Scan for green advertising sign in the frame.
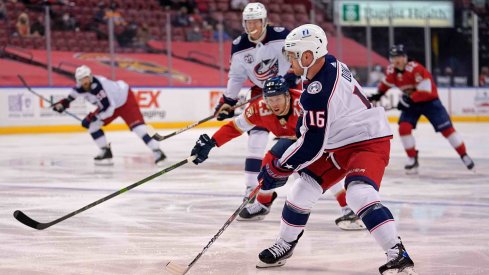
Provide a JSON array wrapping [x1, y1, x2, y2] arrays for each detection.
[[337, 0, 454, 27]]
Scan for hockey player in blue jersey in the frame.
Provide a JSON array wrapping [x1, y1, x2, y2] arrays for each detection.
[[255, 24, 417, 275], [52, 65, 166, 166]]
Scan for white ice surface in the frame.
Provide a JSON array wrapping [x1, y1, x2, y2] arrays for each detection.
[[1, 122, 489, 275]]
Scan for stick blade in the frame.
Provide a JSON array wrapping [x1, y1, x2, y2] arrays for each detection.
[[165, 261, 190, 275], [13, 210, 45, 230], [146, 125, 165, 141]]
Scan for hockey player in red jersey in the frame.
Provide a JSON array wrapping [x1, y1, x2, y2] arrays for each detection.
[[191, 76, 364, 230], [255, 25, 417, 274], [369, 45, 474, 174], [52, 65, 166, 165]]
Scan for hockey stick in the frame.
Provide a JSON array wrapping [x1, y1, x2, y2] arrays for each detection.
[[152, 93, 262, 141], [13, 156, 196, 230], [165, 182, 263, 275], [17, 74, 83, 122]]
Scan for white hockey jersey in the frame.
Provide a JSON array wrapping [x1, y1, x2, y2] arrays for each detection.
[[69, 76, 129, 120], [279, 55, 393, 171], [225, 26, 291, 100]]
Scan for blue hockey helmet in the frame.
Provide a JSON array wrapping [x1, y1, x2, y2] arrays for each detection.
[[389, 44, 407, 57], [263, 76, 289, 98]]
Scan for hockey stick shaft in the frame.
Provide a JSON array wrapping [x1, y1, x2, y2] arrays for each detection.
[[17, 74, 82, 121], [153, 93, 262, 141], [166, 182, 262, 274], [13, 156, 196, 230]]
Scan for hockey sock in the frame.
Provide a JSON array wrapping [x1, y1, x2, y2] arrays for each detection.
[[280, 174, 322, 242], [399, 122, 416, 157], [245, 158, 261, 188], [329, 181, 347, 207], [257, 190, 275, 204], [245, 129, 268, 189], [131, 124, 159, 151], [346, 182, 398, 251], [90, 129, 108, 149], [441, 127, 467, 156]]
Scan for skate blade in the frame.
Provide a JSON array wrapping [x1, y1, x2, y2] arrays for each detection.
[[400, 266, 418, 275], [165, 261, 189, 275], [336, 220, 366, 231], [405, 168, 418, 175], [237, 215, 266, 221], [94, 159, 114, 166], [381, 266, 418, 275], [256, 259, 287, 268]]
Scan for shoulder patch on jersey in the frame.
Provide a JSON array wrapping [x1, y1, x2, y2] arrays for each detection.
[[91, 82, 98, 89], [273, 27, 285, 32], [233, 36, 242, 45], [307, 81, 322, 94], [330, 62, 337, 67], [244, 54, 254, 64]]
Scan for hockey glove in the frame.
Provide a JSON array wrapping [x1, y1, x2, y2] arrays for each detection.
[[214, 95, 238, 121], [81, 112, 98, 129], [191, 134, 217, 164], [52, 98, 71, 113], [258, 156, 293, 190], [367, 92, 383, 103], [397, 94, 413, 111]]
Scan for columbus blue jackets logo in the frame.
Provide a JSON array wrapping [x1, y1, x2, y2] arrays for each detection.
[[254, 58, 279, 81], [307, 81, 322, 94]]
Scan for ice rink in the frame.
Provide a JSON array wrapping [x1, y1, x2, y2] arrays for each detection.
[[1, 122, 489, 275]]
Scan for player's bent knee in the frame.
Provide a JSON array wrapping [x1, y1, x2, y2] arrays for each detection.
[[345, 181, 380, 214], [398, 122, 413, 136], [441, 126, 455, 138], [286, 175, 323, 211]]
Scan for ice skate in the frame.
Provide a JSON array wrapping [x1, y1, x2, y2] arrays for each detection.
[[153, 149, 167, 166], [461, 154, 475, 171], [94, 145, 113, 166], [379, 238, 417, 275], [404, 151, 418, 175], [238, 192, 277, 221], [335, 208, 366, 231], [256, 230, 303, 268]]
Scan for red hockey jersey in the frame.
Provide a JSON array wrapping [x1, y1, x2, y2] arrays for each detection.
[[212, 89, 302, 147], [378, 61, 438, 103]]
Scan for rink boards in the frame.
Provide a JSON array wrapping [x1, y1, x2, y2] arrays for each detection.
[[1, 86, 488, 134]]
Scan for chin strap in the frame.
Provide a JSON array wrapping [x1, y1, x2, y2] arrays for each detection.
[[248, 24, 267, 43]]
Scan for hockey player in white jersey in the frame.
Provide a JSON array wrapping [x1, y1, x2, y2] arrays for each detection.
[[255, 25, 417, 275], [214, 2, 297, 212], [52, 65, 166, 165]]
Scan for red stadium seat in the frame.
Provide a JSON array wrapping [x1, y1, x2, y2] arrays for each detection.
[[281, 4, 293, 14], [217, 2, 228, 11], [267, 3, 281, 13], [295, 14, 310, 25], [293, 4, 307, 14], [268, 13, 281, 26]]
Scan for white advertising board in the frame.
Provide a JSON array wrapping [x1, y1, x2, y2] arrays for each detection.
[[0, 87, 488, 132]]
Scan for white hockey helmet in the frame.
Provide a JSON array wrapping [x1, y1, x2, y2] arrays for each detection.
[[75, 65, 92, 85], [242, 2, 267, 34], [284, 24, 328, 77]]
